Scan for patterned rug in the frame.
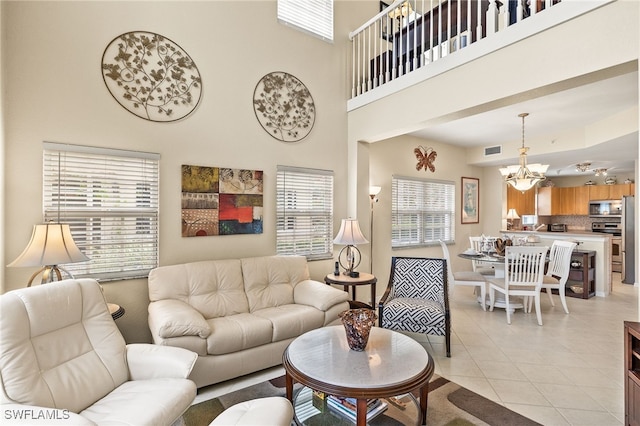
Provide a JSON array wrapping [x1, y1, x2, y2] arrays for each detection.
[[181, 375, 541, 426]]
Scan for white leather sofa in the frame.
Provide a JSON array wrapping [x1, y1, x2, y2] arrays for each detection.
[[0, 278, 198, 425], [148, 255, 351, 388]]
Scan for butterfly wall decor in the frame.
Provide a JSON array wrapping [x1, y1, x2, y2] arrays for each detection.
[[415, 146, 437, 172]]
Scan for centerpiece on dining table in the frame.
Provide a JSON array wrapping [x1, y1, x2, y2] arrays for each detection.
[[493, 237, 512, 256]]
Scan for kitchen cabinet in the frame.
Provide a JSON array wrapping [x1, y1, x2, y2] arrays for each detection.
[[538, 186, 583, 216], [539, 184, 627, 216], [506, 185, 535, 215], [625, 321, 640, 426], [537, 186, 554, 216], [589, 183, 635, 200], [609, 183, 635, 199], [574, 186, 589, 215], [556, 187, 575, 215]]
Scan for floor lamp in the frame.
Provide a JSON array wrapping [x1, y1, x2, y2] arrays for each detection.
[[369, 186, 381, 273]]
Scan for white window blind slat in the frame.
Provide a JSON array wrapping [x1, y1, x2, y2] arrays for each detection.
[[276, 165, 333, 260], [392, 176, 455, 248], [277, 0, 333, 41], [43, 143, 159, 281]]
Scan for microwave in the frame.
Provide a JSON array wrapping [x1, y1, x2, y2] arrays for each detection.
[[589, 199, 622, 218]]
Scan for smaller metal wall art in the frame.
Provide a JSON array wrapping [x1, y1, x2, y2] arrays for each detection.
[[253, 72, 315, 142], [415, 145, 437, 172], [102, 31, 202, 122]]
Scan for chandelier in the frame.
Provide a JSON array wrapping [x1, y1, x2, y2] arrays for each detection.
[[576, 162, 591, 172], [499, 113, 549, 193], [594, 168, 608, 176]]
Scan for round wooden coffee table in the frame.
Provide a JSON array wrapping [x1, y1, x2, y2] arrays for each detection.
[[283, 326, 434, 426]]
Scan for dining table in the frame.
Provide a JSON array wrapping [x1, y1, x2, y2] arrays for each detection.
[[457, 251, 524, 312]]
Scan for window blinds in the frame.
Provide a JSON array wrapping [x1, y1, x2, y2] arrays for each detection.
[[43, 142, 160, 281], [277, 0, 334, 41], [392, 176, 455, 247], [276, 165, 334, 260]]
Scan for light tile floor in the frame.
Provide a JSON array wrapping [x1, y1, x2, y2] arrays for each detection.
[[425, 272, 638, 426], [194, 273, 638, 426]]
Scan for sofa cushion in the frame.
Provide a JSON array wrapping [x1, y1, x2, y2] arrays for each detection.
[[241, 256, 310, 312], [149, 259, 250, 319], [206, 314, 273, 355], [0, 280, 129, 413], [79, 378, 196, 425], [252, 304, 325, 341]]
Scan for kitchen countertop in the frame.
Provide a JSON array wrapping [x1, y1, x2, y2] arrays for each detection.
[[501, 230, 613, 238], [500, 229, 612, 296]]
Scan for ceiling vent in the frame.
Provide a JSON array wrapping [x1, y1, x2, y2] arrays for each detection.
[[484, 145, 502, 156]]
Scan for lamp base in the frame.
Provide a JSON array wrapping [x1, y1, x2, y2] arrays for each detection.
[[338, 245, 362, 276], [27, 265, 75, 287]]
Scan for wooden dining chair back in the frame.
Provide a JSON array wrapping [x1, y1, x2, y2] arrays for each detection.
[[468, 236, 495, 275], [541, 240, 577, 314], [439, 240, 487, 311], [378, 257, 451, 357], [488, 246, 548, 325]]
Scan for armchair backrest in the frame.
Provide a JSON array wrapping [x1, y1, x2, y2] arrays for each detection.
[[389, 257, 448, 307], [0, 279, 128, 413], [546, 240, 577, 284]]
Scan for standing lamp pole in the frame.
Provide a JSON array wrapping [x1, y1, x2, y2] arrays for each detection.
[[369, 186, 381, 274]]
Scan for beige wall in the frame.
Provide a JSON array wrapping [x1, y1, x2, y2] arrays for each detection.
[[1, 1, 374, 342], [366, 135, 496, 292]]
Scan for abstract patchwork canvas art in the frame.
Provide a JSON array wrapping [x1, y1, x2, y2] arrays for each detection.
[[181, 165, 263, 237]]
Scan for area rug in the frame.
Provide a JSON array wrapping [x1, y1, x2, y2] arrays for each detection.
[[181, 375, 541, 426]]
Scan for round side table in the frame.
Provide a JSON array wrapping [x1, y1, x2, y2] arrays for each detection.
[[325, 273, 377, 308]]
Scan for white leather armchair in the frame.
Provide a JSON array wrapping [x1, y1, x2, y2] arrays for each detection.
[[0, 278, 198, 425]]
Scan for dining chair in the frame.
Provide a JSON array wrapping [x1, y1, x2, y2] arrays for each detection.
[[378, 256, 451, 357], [487, 246, 548, 325], [540, 240, 577, 314], [440, 240, 488, 310], [468, 236, 495, 275]]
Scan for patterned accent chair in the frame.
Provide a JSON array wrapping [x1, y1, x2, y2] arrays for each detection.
[[378, 257, 450, 357]]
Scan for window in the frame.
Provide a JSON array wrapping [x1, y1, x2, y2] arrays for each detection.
[[276, 165, 333, 260], [392, 176, 455, 248], [43, 142, 160, 281], [277, 0, 333, 41]]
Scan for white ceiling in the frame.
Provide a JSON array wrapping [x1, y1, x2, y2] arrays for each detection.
[[408, 71, 639, 177]]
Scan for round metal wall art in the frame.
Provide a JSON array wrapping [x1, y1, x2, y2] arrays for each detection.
[[101, 31, 202, 122], [253, 71, 315, 142]]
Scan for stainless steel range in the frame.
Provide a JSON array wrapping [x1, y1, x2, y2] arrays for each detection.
[[592, 222, 622, 273]]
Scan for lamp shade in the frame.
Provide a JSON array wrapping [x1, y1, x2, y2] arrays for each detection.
[[8, 223, 89, 268], [506, 208, 520, 220], [333, 219, 369, 245], [369, 186, 382, 196]]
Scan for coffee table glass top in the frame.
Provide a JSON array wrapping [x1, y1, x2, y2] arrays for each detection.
[[286, 326, 429, 389]]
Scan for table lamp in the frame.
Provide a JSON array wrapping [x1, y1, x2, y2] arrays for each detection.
[[506, 208, 520, 230], [333, 218, 369, 277], [8, 222, 89, 286]]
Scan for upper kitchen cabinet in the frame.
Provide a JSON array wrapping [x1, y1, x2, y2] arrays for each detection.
[[589, 183, 635, 200], [537, 186, 589, 216], [574, 186, 590, 215], [507, 185, 536, 215]]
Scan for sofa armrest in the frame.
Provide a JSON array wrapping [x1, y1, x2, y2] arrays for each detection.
[[126, 344, 197, 380], [1, 404, 96, 425], [148, 299, 211, 339], [294, 279, 350, 311]]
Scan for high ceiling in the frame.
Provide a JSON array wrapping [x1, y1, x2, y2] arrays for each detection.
[[408, 71, 638, 178]]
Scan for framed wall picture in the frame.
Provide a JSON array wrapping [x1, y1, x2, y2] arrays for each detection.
[[461, 177, 479, 224]]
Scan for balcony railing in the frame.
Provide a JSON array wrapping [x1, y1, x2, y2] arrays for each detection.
[[349, 0, 561, 100]]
